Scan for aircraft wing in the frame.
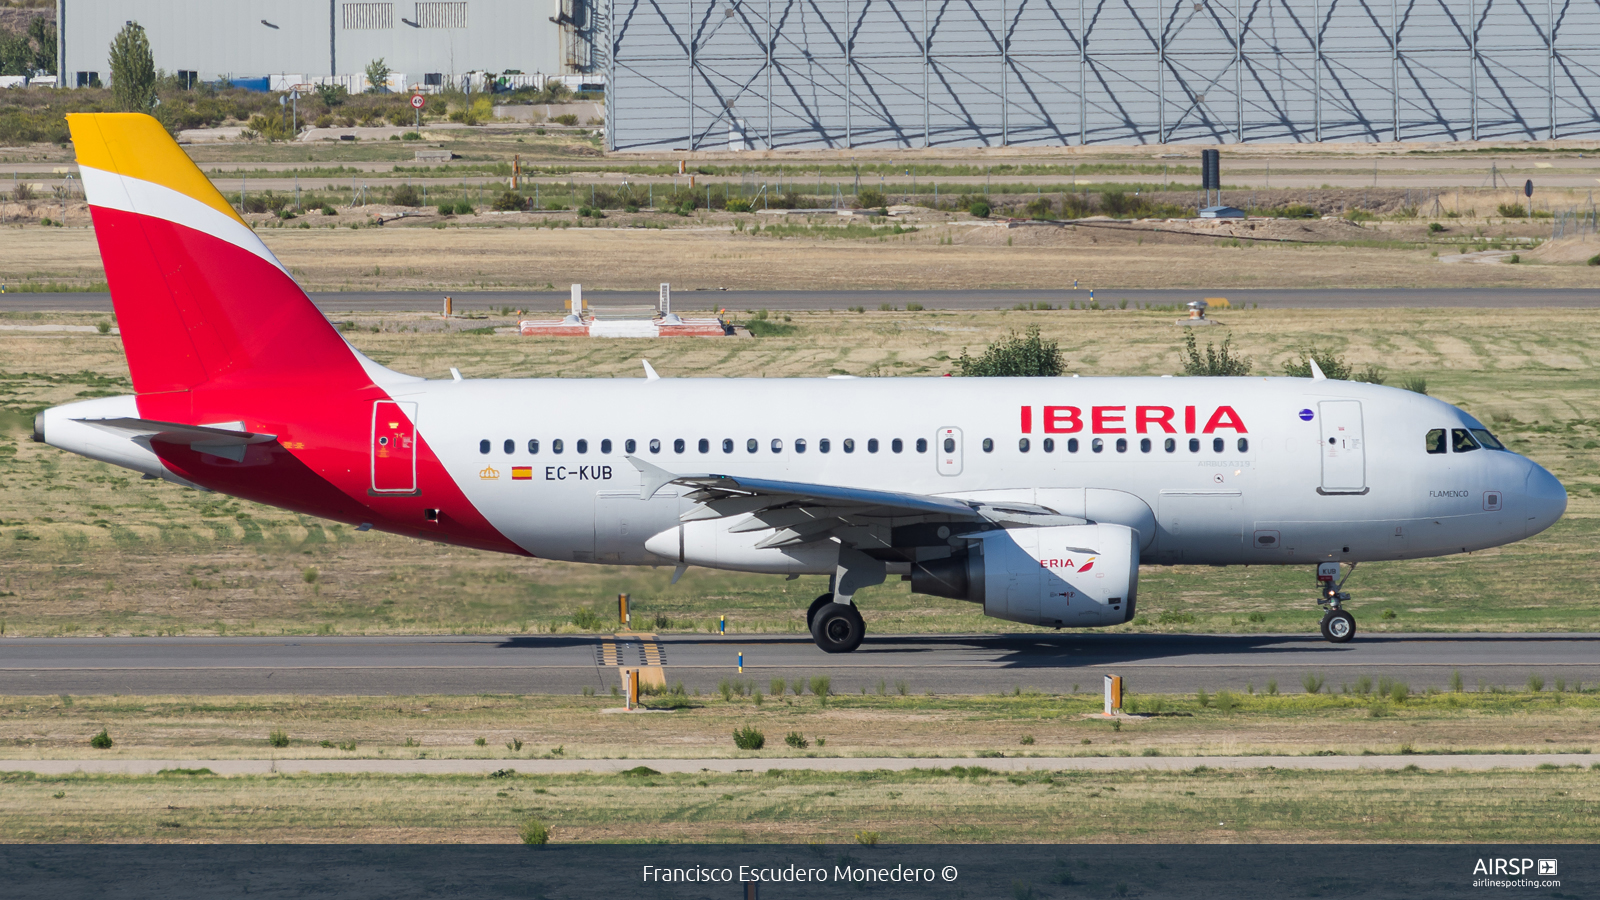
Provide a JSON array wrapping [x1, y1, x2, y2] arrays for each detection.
[[625, 455, 1082, 550]]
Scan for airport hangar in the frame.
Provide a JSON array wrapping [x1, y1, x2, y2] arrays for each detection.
[[604, 0, 1600, 151], [53, 0, 601, 91]]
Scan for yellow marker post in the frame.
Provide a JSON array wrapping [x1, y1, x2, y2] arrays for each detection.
[[719, 615, 726, 635], [618, 593, 630, 629], [625, 668, 640, 710], [1104, 674, 1123, 716]]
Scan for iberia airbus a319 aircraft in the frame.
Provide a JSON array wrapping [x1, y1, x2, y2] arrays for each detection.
[[36, 114, 1567, 652]]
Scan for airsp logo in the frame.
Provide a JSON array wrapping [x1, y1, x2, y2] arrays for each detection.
[[1472, 858, 1554, 876]]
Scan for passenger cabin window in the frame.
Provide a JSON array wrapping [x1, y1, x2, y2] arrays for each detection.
[[891, 438, 903, 453], [1212, 437, 1224, 453], [820, 439, 831, 453], [867, 439, 879, 453], [723, 439, 734, 453], [479, 439, 490, 454], [1451, 429, 1480, 453], [601, 439, 612, 454], [747, 438, 758, 453], [674, 439, 686, 453], [1116, 438, 1128, 453], [916, 438, 928, 453], [796, 438, 808, 453], [503, 439, 514, 454], [1067, 438, 1079, 453], [1091, 438, 1104, 453], [1471, 429, 1505, 450], [528, 439, 540, 454], [1043, 438, 1055, 452], [1139, 438, 1151, 453], [843, 438, 856, 453], [1018, 438, 1030, 452], [576, 439, 588, 454], [1164, 438, 1175, 453], [649, 439, 661, 454], [1237, 438, 1249, 453], [698, 439, 710, 453], [552, 439, 564, 454], [624, 439, 636, 454], [771, 439, 783, 453], [981, 438, 993, 453], [1189, 438, 1201, 453]]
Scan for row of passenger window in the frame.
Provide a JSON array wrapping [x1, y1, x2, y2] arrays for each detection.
[[477, 436, 1249, 455], [478, 437, 927, 455], [1424, 427, 1505, 454]]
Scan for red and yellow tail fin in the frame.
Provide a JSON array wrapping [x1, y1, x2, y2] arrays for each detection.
[[68, 113, 360, 395]]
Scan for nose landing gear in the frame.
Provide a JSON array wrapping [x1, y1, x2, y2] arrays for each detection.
[[1316, 562, 1357, 643]]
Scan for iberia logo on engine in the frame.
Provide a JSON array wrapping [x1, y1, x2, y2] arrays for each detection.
[[1020, 405, 1247, 434], [1040, 556, 1096, 573]]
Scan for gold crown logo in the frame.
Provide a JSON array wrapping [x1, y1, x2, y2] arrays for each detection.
[[478, 465, 500, 480]]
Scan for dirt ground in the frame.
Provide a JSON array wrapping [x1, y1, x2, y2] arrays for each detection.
[[0, 208, 1594, 291]]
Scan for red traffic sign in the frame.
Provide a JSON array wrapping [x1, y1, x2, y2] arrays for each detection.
[[410, 94, 426, 110]]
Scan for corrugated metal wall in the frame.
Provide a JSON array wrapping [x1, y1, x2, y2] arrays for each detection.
[[607, 0, 1600, 150]]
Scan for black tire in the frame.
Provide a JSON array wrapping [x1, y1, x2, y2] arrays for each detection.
[[806, 593, 835, 630], [1320, 609, 1356, 643], [810, 602, 865, 653]]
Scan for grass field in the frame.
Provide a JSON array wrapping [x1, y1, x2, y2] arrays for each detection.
[[0, 305, 1595, 638], [3, 690, 1598, 843], [4, 765, 1598, 843], [4, 690, 1596, 761]]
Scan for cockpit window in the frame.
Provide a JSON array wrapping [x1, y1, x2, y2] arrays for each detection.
[[1451, 428, 1480, 453], [1425, 429, 1446, 455], [1470, 428, 1506, 451]]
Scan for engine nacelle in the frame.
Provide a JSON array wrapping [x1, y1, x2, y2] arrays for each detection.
[[911, 524, 1139, 627]]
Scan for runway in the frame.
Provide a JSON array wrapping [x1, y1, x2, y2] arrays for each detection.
[[2, 632, 1595, 696], [3, 287, 1599, 314]]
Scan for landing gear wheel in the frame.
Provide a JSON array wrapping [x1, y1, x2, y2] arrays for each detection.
[[810, 602, 865, 653], [806, 593, 835, 630], [1320, 609, 1356, 643]]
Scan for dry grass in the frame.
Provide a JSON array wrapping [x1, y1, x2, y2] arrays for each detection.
[[3, 764, 1597, 843], [1, 212, 1597, 292], [3, 691, 1596, 762]]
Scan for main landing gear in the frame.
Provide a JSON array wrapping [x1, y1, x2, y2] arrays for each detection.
[[1316, 562, 1357, 643], [808, 592, 865, 654]]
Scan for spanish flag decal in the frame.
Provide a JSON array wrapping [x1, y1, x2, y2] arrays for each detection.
[[511, 467, 533, 481]]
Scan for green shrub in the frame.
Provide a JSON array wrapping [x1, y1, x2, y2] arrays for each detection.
[[1024, 197, 1054, 219], [268, 729, 289, 748], [906, 302, 924, 311], [90, 729, 113, 749], [437, 203, 453, 216], [320, 204, 337, 216], [1528, 674, 1545, 692], [244, 114, 292, 142], [551, 113, 579, 126], [855, 188, 887, 210], [785, 731, 810, 749], [956, 325, 1063, 377], [302, 566, 318, 584], [1282, 344, 1384, 383], [733, 726, 766, 750], [855, 831, 880, 845], [1180, 330, 1253, 376], [725, 198, 753, 213], [1302, 672, 1325, 694], [474, 736, 487, 746], [1020, 734, 1035, 745], [1508, 253, 1520, 264], [453, 199, 475, 215], [1588, 254, 1600, 266], [570, 608, 603, 631], [493, 191, 525, 212], [1400, 375, 1428, 395], [402, 131, 422, 141], [1496, 202, 1528, 218], [390, 184, 422, 207], [968, 199, 991, 218], [1428, 222, 1445, 233], [809, 676, 831, 702], [1278, 203, 1318, 218], [520, 818, 551, 845]]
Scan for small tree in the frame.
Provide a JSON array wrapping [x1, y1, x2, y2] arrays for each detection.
[[1180, 330, 1253, 376], [364, 57, 392, 94], [1282, 344, 1385, 384], [109, 22, 158, 113], [967, 199, 991, 219], [315, 83, 348, 107], [855, 188, 886, 210], [956, 325, 1064, 377]]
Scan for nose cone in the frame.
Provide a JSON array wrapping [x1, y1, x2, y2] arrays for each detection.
[[1523, 462, 1567, 538]]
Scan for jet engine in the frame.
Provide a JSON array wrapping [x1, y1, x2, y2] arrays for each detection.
[[911, 523, 1139, 627]]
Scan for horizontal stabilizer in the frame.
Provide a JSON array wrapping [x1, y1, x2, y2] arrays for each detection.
[[75, 417, 277, 462]]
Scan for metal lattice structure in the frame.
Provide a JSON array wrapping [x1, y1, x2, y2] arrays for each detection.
[[605, 0, 1600, 151]]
